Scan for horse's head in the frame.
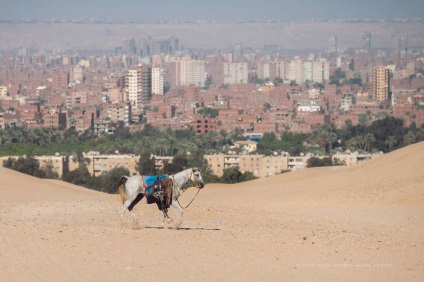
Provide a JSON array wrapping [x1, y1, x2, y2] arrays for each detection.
[[190, 167, 205, 189]]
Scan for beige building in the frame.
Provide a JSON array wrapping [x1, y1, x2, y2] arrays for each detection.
[[372, 68, 390, 102], [151, 67, 164, 95], [205, 153, 292, 178], [211, 62, 249, 86], [0, 85, 7, 97], [69, 153, 174, 177], [125, 65, 151, 109], [332, 152, 380, 166], [0, 155, 68, 177], [233, 140, 258, 153], [69, 153, 139, 177], [169, 57, 205, 88]]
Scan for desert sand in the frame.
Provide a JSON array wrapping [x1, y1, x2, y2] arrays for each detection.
[[1, 142, 423, 281]]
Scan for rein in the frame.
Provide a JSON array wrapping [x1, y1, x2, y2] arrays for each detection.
[[177, 187, 201, 209], [172, 169, 203, 209]]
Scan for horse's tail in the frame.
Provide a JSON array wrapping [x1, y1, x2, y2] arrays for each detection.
[[117, 176, 128, 204]]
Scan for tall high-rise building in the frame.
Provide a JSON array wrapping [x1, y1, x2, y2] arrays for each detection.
[[362, 32, 372, 51], [286, 58, 304, 84], [397, 34, 408, 61], [210, 62, 248, 86], [169, 57, 205, 88], [51, 70, 69, 90], [328, 35, 337, 53], [304, 60, 330, 84], [125, 65, 151, 109], [151, 67, 164, 95], [258, 58, 329, 84], [71, 66, 83, 83], [372, 68, 390, 102]]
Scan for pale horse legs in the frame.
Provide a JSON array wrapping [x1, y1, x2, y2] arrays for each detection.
[[160, 200, 184, 229], [120, 195, 142, 228], [171, 201, 183, 229], [120, 196, 183, 230]]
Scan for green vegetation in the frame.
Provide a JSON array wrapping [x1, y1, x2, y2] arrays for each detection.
[[197, 108, 219, 118], [221, 167, 257, 184], [62, 166, 131, 193], [306, 157, 333, 167], [3, 156, 54, 179], [1, 117, 423, 190]]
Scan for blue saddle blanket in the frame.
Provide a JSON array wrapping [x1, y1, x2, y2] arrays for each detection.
[[143, 174, 168, 195]]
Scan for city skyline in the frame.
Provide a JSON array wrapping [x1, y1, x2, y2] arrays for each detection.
[[1, 0, 424, 22]]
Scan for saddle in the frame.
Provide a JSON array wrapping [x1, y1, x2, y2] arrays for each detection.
[[142, 175, 173, 214]]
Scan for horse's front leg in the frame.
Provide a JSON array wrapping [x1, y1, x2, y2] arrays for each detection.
[[171, 201, 183, 229]]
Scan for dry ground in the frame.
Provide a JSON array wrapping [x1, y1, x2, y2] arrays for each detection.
[[1, 142, 423, 281]]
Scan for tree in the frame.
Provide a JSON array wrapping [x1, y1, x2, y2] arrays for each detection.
[[403, 132, 416, 146], [280, 131, 309, 156], [263, 103, 271, 112], [363, 133, 376, 152], [5, 156, 47, 178], [162, 152, 188, 174], [385, 136, 397, 152], [273, 77, 283, 86], [197, 108, 219, 118], [137, 151, 156, 175], [358, 113, 369, 126], [221, 167, 243, 184], [366, 117, 405, 152], [240, 171, 257, 182], [95, 167, 130, 193], [42, 160, 59, 179], [307, 157, 332, 167], [62, 166, 92, 187], [308, 126, 337, 154], [329, 68, 345, 85]]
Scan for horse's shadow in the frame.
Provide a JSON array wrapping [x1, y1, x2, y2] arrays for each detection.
[[143, 226, 221, 231]]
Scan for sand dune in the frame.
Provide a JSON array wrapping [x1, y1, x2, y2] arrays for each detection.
[[1, 142, 423, 281]]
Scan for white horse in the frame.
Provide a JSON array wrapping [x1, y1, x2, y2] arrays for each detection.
[[117, 167, 204, 229]]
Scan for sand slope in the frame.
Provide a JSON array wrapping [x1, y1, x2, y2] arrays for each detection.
[[1, 142, 423, 281]]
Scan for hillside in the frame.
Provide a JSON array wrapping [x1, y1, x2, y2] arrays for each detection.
[[0, 142, 423, 281]]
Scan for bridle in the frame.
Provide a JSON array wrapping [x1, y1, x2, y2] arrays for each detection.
[[172, 168, 204, 209]]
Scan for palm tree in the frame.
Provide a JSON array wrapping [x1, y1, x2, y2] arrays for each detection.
[[363, 133, 376, 152], [403, 132, 416, 146], [346, 138, 358, 151], [385, 136, 397, 152]]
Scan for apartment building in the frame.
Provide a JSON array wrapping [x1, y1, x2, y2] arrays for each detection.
[[372, 68, 390, 102], [68, 153, 139, 177], [204, 153, 293, 178], [168, 57, 206, 88], [210, 62, 249, 86], [125, 65, 152, 109], [103, 103, 131, 125], [258, 59, 329, 84], [0, 155, 68, 177], [151, 67, 164, 95], [0, 85, 7, 97], [51, 70, 69, 90], [68, 153, 174, 177], [328, 35, 337, 52]]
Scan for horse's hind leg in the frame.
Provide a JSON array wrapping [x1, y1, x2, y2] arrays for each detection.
[[122, 193, 144, 229], [120, 207, 127, 227]]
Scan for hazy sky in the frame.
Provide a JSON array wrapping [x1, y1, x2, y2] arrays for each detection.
[[1, 0, 423, 21]]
